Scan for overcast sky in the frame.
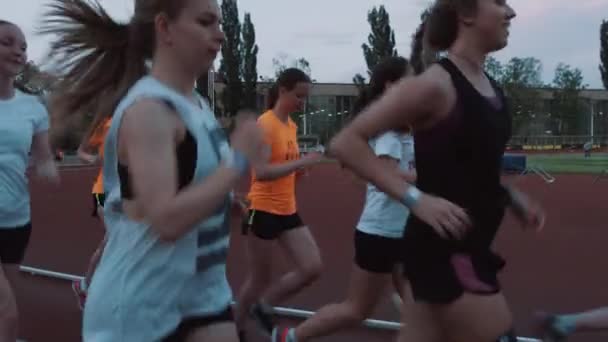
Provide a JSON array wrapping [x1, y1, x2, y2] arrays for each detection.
[[4, 0, 607, 88]]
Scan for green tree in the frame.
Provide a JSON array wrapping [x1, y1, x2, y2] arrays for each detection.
[[241, 12, 258, 110], [362, 5, 397, 74], [484, 56, 504, 81], [600, 20, 608, 89], [500, 57, 544, 135], [218, 0, 242, 117], [552, 63, 587, 135]]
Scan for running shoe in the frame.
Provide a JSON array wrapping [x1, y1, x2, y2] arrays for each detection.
[[71, 279, 87, 310], [249, 301, 275, 336], [271, 327, 296, 342]]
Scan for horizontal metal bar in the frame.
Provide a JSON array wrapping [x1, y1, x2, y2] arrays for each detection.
[[19, 266, 83, 282], [18, 265, 541, 340]]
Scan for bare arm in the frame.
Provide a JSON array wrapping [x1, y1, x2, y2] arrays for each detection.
[[31, 131, 59, 184], [329, 67, 449, 202], [253, 148, 321, 181], [122, 100, 253, 242], [329, 66, 470, 237]]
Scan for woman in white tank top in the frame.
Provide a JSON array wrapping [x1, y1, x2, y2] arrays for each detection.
[[41, 1, 264, 341]]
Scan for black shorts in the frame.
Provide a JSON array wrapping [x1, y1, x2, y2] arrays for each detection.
[[163, 306, 233, 341], [91, 193, 105, 217], [242, 209, 303, 240], [354, 230, 402, 273], [0, 223, 32, 265], [402, 238, 505, 304]]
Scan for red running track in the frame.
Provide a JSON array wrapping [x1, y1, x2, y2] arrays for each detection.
[[13, 164, 608, 341]]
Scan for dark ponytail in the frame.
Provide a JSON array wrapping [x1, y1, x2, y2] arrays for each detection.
[[40, 0, 186, 145], [354, 56, 409, 114], [266, 68, 310, 110]]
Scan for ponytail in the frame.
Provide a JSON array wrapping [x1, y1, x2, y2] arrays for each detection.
[[40, 0, 149, 145], [266, 84, 279, 110]]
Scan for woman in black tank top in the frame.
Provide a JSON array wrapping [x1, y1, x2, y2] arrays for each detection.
[[329, 1, 545, 341]]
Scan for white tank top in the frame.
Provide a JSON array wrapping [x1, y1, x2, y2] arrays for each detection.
[[83, 76, 233, 342]]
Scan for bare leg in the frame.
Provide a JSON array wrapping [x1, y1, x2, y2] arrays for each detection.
[[233, 235, 273, 330], [263, 227, 322, 305], [0, 264, 20, 342], [293, 265, 388, 341]]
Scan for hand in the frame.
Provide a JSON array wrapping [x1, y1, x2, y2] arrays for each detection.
[[230, 111, 264, 165], [508, 188, 545, 232], [398, 170, 417, 183], [299, 152, 323, 167], [410, 193, 471, 239], [36, 160, 60, 186], [232, 193, 250, 217]]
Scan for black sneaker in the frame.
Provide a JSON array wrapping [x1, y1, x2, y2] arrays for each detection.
[[238, 330, 247, 342], [249, 302, 275, 336]]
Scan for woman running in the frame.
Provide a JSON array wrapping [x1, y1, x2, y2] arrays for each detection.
[[271, 56, 416, 342], [329, 1, 545, 341], [234, 68, 324, 339], [72, 117, 111, 310], [41, 0, 263, 341], [0, 20, 58, 341]]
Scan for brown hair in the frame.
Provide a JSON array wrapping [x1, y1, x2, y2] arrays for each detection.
[[40, 0, 187, 145], [408, 1, 477, 74], [425, 0, 478, 51], [266, 68, 311, 110]]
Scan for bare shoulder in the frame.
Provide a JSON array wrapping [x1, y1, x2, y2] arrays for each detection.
[[414, 64, 457, 124], [121, 98, 178, 138]]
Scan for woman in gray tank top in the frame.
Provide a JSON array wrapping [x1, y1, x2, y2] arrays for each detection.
[[41, 1, 264, 341]]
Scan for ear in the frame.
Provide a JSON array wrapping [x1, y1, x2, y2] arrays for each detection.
[[154, 12, 173, 46], [459, 9, 476, 26]]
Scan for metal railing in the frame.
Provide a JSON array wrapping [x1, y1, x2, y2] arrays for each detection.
[[19, 265, 541, 341]]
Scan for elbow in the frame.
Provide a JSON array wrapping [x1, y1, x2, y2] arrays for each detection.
[[328, 133, 348, 161]]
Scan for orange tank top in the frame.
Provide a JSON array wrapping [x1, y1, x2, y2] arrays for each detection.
[[89, 118, 111, 194], [248, 111, 300, 215]]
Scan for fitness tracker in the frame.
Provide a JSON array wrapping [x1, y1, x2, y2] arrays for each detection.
[[401, 186, 422, 208]]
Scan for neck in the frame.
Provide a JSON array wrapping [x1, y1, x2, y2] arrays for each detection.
[[0, 76, 15, 100], [272, 101, 290, 122], [448, 36, 487, 74], [150, 53, 197, 100]]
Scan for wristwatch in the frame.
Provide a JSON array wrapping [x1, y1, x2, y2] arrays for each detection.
[[223, 149, 249, 175], [401, 186, 422, 208]]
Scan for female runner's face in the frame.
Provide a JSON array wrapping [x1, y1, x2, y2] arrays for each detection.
[[466, 0, 516, 53], [281, 82, 310, 113], [158, 0, 225, 77], [0, 23, 27, 79]]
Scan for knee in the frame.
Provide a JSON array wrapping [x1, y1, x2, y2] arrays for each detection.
[[343, 301, 372, 323], [299, 258, 323, 284]]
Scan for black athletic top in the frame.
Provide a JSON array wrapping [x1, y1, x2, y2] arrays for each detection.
[[402, 58, 512, 303], [117, 130, 197, 200]]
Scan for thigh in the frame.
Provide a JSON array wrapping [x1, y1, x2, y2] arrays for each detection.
[[398, 292, 443, 342], [345, 264, 391, 315], [277, 225, 321, 271], [245, 231, 275, 282], [436, 292, 512, 342]]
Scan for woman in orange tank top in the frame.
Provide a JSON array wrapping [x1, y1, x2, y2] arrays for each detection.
[[234, 68, 324, 339], [71, 117, 111, 310]]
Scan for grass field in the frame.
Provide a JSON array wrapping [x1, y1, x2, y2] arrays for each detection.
[[525, 153, 608, 174]]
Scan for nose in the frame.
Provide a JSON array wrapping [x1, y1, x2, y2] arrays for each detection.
[[505, 3, 516, 20]]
